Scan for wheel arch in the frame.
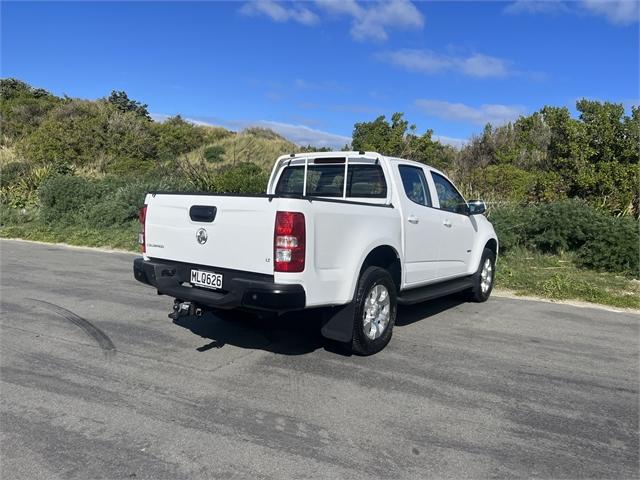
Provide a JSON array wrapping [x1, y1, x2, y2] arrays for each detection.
[[358, 245, 402, 294], [485, 238, 498, 257]]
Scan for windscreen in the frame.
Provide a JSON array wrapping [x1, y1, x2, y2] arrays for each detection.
[[275, 164, 387, 198]]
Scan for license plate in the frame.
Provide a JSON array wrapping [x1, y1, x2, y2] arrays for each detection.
[[190, 269, 223, 290]]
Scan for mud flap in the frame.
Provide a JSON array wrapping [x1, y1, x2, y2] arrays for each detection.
[[320, 302, 356, 343]]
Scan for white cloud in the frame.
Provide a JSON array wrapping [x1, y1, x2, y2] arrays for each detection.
[[240, 1, 424, 41], [582, 0, 639, 25], [415, 99, 526, 126], [317, 0, 424, 41], [379, 49, 512, 78], [240, 0, 319, 26], [504, 1, 639, 25], [432, 134, 467, 149]]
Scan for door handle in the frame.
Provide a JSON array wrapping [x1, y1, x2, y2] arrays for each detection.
[[443, 219, 452, 227], [408, 215, 419, 224]]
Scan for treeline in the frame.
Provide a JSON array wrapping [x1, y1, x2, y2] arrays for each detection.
[[1, 78, 309, 209], [351, 106, 639, 216], [1, 78, 232, 174]]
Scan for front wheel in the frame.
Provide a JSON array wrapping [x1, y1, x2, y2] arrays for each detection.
[[351, 266, 397, 356], [467, 248, 496, 302]]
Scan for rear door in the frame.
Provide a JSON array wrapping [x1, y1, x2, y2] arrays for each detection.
[[396, 164, 443, 286], [428, 172, 475, 278], [144, 194, 277, 274]]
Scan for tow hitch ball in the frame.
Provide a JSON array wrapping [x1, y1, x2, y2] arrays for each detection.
[[168, 299, 203, 320]]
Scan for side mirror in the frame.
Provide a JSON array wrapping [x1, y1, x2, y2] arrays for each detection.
[[468, 200, 486, 215]]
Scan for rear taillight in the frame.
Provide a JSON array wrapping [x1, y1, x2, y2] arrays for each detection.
[[274, 211, 305, 272], [139, 205, 147, 253]]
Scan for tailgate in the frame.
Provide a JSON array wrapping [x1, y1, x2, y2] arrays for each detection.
[[144, 194, 277, 275]]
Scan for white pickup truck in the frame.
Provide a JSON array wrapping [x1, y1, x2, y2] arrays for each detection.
[[134, 151, 498, 354]]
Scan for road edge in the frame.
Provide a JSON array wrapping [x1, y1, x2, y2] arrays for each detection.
[[0, 237, 138, 256], [2, 237, 638, 316], [492, 289, 640, 315]]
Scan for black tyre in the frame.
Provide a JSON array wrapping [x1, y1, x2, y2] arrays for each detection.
[[351, 266, 397, 356], [468, 248, 496, 302]]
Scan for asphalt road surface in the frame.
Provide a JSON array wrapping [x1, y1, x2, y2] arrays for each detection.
[[1, 239, 638, 479]]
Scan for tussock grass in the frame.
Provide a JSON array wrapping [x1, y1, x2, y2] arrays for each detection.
[[498, 247, 640, 309], [181, 129, 298, 170]]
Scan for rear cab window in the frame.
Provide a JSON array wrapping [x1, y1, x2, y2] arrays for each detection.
[[275, 158, 387, 199]]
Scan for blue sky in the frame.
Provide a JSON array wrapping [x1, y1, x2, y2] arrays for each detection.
[[2, 1, 638, 147]]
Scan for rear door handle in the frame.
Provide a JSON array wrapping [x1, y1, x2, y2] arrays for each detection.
[[190, 205, 217, 222], [408, 215, 419, 224], [443, 219, 452, 227]]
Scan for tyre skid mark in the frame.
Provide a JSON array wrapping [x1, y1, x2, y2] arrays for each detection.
[[27, 298, 116, 357]]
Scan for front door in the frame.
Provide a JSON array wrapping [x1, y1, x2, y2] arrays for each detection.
[[429, 171, 475, 278], [397, 164, 444, 286]]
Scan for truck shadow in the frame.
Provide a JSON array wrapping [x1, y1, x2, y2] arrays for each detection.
[[173, 309, 332, 356], [396, 296, 465, 327], [173, 295, 466, 356]]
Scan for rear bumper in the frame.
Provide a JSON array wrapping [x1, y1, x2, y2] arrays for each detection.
[[133, 257, 305, 312]]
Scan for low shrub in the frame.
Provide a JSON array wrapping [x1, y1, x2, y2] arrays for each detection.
[[80, 176, 189, 228], [209, 162, 269, 194], [490, 200, 639, 275], [576, 217, 639, 274], [38, 174, 98, 224], [203, 145, 225, 163]]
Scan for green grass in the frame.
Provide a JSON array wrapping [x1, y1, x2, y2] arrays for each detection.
[[2, 220, 638, 310], [0, 220, 139, 251], [497, 247, 640, 309]]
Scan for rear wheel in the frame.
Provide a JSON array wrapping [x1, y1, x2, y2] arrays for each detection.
[[468, 248, 496, 302], [351, 267, 397, 355]]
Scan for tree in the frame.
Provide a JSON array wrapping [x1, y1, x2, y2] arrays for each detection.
[[0, 78, 62, 144], [154, 115, 207, 160], [576, 99, 627, 164], [17, 100, 157, 173], [352, 112, 454, 170], [105, 90, 150, 120]]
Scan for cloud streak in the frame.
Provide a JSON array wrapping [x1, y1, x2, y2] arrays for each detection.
[[504, 1, 639, 26], [317, 0, 424, 41], [415, 99, 526, 126], [378, 49, 513, 78], [240, 0, 319, 26], [582, 0, 640, 25]]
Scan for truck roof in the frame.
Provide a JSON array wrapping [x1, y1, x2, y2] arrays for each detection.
[[275, 151, 445, 176]]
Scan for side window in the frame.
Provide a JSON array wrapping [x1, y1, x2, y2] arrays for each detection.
[[431, 172, 467, 215], [347, 164, 387, 198], [398, 165, 432, 207], [275, 167, 304, 195], [275, 165, 344, 197]]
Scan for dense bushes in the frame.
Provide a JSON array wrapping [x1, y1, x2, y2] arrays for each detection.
[[0, 79, 62, 143], [36, 173, 189, 227], [490, 200, 639, 275], [38, 174, 99, 224]]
